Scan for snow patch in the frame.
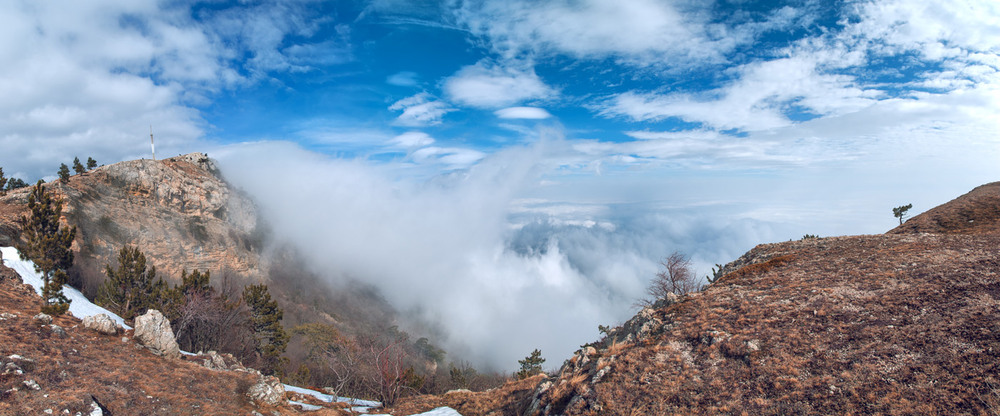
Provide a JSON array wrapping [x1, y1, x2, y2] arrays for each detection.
[[1, 246, 131, 330]]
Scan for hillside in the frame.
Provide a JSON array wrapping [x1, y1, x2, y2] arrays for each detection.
[[0, 154, 441, 402], [0, 258, 352, 415], [383, 183, 1000, 415], [0, 153, 265, 295], [889, 181, 1000, 235]]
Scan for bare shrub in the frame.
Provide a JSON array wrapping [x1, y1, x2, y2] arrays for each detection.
[[643, 251, 701, 305]]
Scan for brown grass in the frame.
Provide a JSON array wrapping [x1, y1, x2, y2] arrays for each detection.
[[0, 270, 346, 415], [381, 374, 545, 416], [524, 232, 1000, 415]]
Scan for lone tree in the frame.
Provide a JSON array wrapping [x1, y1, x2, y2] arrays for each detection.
[[644, 251, 700, 305], [243, 284, 289, 376], [72, 157, 86, 175], [17, 181, 77, 315], [97, 246, 167, 321], [893, 204, 913, 225], [57, 163, 70, 184], [516, 349, 545, 379], [86, 157, 98, 170]]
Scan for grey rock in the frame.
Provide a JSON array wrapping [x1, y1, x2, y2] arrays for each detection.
[[246, 375, 286, 406], [133, 309, 180, 359], [82, 314, 119, 335], [34, 313, 53, 325], [49, 324, 68, 338], [24, 379, 40, 390]]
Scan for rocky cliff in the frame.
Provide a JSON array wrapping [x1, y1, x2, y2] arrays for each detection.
[[0, 153, 267, 293]]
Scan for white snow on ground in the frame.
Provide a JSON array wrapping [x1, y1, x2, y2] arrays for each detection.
[[283, 384, 384, 412], [2, 246, 462, 415], [1, 246, 130, 329], [368, 407, 463, 416]]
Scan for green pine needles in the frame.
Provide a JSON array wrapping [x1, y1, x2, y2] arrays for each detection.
[[98, 246, 169, 320], [17, 181, 77, 315], [516, 349, 546, 379], [244, 284, 289, 376]]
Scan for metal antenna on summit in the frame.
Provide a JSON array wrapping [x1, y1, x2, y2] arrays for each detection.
[[150, 125, 156, 161]]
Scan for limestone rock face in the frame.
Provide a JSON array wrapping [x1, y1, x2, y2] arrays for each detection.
[[133, 309, 180, 359], [246, 375, 286, 406], [0, 153, 266, 288], [82, 314, 119, 335]]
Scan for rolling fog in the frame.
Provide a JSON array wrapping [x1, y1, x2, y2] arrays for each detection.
[[213, 139, 807, 370]]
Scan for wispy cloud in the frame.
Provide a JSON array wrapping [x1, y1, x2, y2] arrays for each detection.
[[389, 92, 455, 126], [386, 71, 421, 87], [494, 106, 553, 119]]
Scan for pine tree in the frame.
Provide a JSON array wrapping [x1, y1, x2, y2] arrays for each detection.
[[6, 177, 28, 191], [516, 349, 545, 379], [16, 181, 77, 315], [0, 167, 7, 196], [72, 157, 86, 175], [97, 246, 166, 320], [86, 157, 97, 170], [179, 269, 213, 296], [58, 163, 70, 184], [243, 284, 289, 376], [893, 203, 913, 225]]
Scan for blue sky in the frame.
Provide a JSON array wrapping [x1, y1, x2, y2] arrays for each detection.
[[3, 0, 1000, 369]]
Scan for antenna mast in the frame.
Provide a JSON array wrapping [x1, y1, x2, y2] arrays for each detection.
[[150, 125, 156, 161]]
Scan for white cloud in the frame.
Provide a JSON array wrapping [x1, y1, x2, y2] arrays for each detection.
[[444, 62, 556, 108], [451, 0, 808, 68], [389, 92, 455, 126], [386, 71, 420, 87], [0, 1, 345, 180], [390, 131, 436, 149], [494, 106, 553, 119], [599, 52, 878, 131]]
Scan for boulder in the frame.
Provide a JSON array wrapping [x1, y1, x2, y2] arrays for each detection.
[[246, 375, 286, 406], [48, 324, 68, 338], [133, 309, 180, 359], [33, 313, 53, 325], [83, 314, 119, 335]]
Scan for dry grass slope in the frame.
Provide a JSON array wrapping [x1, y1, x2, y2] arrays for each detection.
[[389, 182, 1000, 416]]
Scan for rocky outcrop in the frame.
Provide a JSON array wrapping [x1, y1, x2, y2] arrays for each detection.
[[133, 309, 180, 359], [32, 313, 52, 325], [82, 314, 119, 335], [246, 375, 286, 406], [0, 153, 267, 290]]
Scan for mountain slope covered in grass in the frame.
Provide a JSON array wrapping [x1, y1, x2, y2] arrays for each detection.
[[385, 183, 1000, 415]]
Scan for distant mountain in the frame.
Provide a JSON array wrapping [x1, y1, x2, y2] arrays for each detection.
[[387, 183, 1000, 415]]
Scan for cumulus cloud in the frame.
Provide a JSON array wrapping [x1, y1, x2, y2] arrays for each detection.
[[0, 0, 343, 180], [494, 107, 553, 119], [389, 92, 455, 126], [444, 62, 556, 108]]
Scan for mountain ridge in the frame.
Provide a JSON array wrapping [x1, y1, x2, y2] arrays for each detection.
[[383, 182, 1000, 415]]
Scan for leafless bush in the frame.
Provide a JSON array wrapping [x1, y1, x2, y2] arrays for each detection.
[[172, 291, 253, 358], [642, 251, 701, 306]]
